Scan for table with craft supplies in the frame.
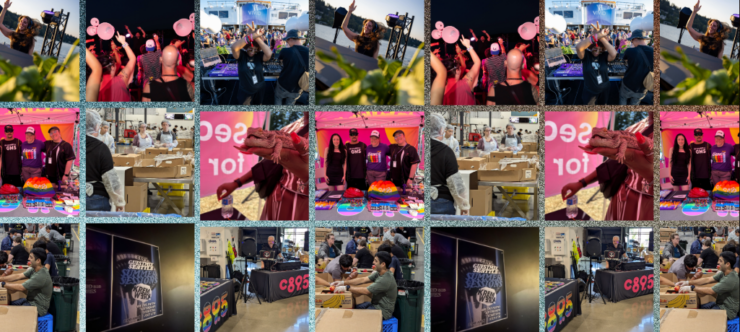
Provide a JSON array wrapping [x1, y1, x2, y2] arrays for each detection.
[[315, 181, 424, 221], [0, 178, 80, 217], [659, 183, 739, 221]]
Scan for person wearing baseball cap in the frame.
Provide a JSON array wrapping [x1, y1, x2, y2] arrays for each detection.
[[366, 130, 389, 184], [689, 128, 713, 191], [619, 29, 653, 105], [137, 35, 162, 88], [43, 126, 76, 189], [711, 130, 734, 184], [21, 127, 45, 184], [345, 128, 368, 190], [482, 42, 506, 92], [388, 130, 420, 192], [275, 29, 309, 105], [0, 125, 23, 187]]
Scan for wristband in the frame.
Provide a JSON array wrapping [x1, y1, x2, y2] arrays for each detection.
[[346, 285, 351, 291], [466, 46, 473, 52], [122, 43, 129, 48], [235, 178, 243, 188], [691, 285, 695, 291], [579, 178, 588, 188]]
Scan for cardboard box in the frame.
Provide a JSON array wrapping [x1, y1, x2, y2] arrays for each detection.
[[457, 157, 487, 170], [23, 237, 36, 252], [713, 241, 727, 255], [660, 228, 677, 237], [521, 142, 537, 152], [177, 139, 194, 148], [351, 282, 374, 305], [316, 272, 332, 284], [132, 159, 192, 178], [145, 148, 169, 158], [124, 182, 148, 212], [660, 308, 728, 332], [499, 159, 532, 171], [316, 287, 354, 308], [488, 152, 513, 165], [315, 309, 382, 332], [112, 153, 142, 167], [478, 168, 537, 182], [315, 228, 333, 240], [659, 288, 699, 308], [0, 306, 38, 332], [168, 148, 194, 155], [114, 167, 134, 186], [469, 186, 493, 216]]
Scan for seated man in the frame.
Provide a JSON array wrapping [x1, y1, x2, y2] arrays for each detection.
[[377, 243, 403, 280], [8, 236, 28, 265], [261, 235, 283, 259], [345, 232, 360, 255], [605, 235, 627, 269], [331, 252, 398, 320], [324, 254, 357, 282], [660, 254, 701, 287], [691, 233, 709, 255], [0, 248, 54, 316], [32, 242, 57, 277], [1, 229, 18, 251], [676, 252, 739, 320]]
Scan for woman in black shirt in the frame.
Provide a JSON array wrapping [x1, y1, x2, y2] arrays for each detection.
[[699, 239, 719, 269], [668, 134, 692, 191], [0, 0, 41, 56], [341, 0, 385, 58], [9, 237, 29, 265], [685, 1, 729, 59], [324, 134, 346, 191]]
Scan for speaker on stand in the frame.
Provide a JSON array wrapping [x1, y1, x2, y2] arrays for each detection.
[[582, 228, 607, 305], [240, 237, 261, 305]]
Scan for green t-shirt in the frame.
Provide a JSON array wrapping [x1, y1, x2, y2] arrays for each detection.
[[712, 270, 739, 320], [22, 267, 53, 316], [367, 270, 398, 320]]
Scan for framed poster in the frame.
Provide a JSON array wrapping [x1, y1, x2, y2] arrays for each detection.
[[86, 229, 164, 332], [431, 232, 508, 332]]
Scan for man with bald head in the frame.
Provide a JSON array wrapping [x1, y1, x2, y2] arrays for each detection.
[[485, 48, 537, 105], [605, 235, 628, 268], [141, 44, 193, 101], [262, 235, 283, 259]]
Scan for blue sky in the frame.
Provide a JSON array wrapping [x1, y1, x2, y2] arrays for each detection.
[[664, 0, 739, 23], [10, 0, 79, 37], [324, 0, 424, 40]]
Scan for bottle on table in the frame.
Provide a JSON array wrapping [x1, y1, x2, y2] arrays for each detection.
[[566, 195, 578, 220]]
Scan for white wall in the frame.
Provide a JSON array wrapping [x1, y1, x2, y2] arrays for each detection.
[[544, 227, 584, 279], [201, 227, 240, 278], [467, 112, 539, 133], [120, 109, 195, 131]]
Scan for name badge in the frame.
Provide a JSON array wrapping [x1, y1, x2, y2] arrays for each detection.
[[393, 161, 397, 168], [596, 75, 603, 85], [252, 75, 258, 84]]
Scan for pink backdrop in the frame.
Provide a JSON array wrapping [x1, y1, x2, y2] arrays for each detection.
[[660, 128, 739, 166], [544, 112, 612, 197], [199, 112, 267, 197]]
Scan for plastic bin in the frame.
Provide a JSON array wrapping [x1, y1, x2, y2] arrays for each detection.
[[53, 240, 67, 256], [382, 317, 399, 332], [37, 313, 53, 332], [394, 280, 424, 332], [398, 258, 414, 281], [728, 317, 739, 332], [49, 277, 79, 332], [54, 255, 69, 277]]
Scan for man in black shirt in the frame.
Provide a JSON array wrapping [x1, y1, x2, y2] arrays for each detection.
[[698, 239, 719, 269], [231, 23, 271, 105], [261, 236, 283, 259], [689, 129, 713, 191], [1, 125, 23, 187], [43, 127, 76, 189], [619, 30, 653, 105], [275, 30, 309, 105], [9, 236, 28, 265], [354, 239, 374, 268], [86, 111, 125, 212], [605, 235, 627, 269], [388, 130, 420, 193], [576, 23, 617, 105], [345, 128, 368, 191]]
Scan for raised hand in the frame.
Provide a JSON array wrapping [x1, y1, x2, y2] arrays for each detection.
[[115, 31, 126, 45], [3, 0, 11, 10], [460, 34, 471, 49], [348, 0, 357, 12], [693, 0, 701, 12]]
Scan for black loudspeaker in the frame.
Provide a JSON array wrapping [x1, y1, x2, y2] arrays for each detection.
[[332, 7, 348, 29], [241, 238, 257, 257], [584, 228, 603, 258], [678, 8, 693, 29]]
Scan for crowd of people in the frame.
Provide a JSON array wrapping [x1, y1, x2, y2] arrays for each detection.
[[666, 129, 739, 191], [322, 129, 420, 192], [1, 125, 75, 190], [431, 30, 539, 105], [85, 25, 196, 102], [660, 228, 739, 322], [0, 223, 70, 317], [202, 24, 309, 105]]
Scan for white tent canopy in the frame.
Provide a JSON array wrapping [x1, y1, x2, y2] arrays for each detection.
[[315, 112, 424, 129], [0, 108, 79, 124], [660, 111, 739, 129]]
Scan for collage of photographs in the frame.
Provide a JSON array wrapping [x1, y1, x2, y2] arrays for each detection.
[[0, 0, 738, 331]]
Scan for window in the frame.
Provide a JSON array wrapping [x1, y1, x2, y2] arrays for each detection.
[[554, 11, 564, 16], [208, 11, 218, 16], [283, 228, 308, 250], [289, 13, 298, 18], [279, 11, 288, 19], [633, 13, 642, 18], [563, 11, 574, 18], [623, 12, 633, 19], [626, 228, 652, 254], [219, 11, 229, 18]]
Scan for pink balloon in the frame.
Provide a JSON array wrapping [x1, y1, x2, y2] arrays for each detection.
[[518, 22, 537, 41], [442, 26, 459, 44], [431, 30, 441, 39], [174, 18, 193, 37], [97, 22, 115, 40], [435, 21, 444, 31], [87, 26, 97, 36], [91, 18, 99, 27]]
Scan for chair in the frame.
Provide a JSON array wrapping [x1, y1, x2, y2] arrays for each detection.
[[382, 317, 398, 332], [37, 313, 53, 332]]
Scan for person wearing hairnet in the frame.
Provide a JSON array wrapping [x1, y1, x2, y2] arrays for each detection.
[[477, 126, 498, 153], [430, 114, 470, 215], [500, 124, 523, 152], [98, 121, 116, 154], [132, 122, 153, 153], [86, 111, 125, 212], [157, 120, 178, 149], [440, 125, 460, 157]]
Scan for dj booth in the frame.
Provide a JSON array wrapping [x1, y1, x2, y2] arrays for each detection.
[[250, 266, 309, 303], [594, 267, 654, 303]]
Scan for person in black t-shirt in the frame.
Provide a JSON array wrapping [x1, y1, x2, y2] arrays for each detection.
[[388, 130, 420, 192], [576, 22, 617, 105], [698, 239, 719, 269], [9, 236, 28, 265], [689, 128, 713, 191], [86, 111, 125, 212], [605, 236, 627, 269], [231, 22, 272, 105], [261, 236, 283, 259], [486, 49, 538, 105], [355, 239, 375, 268], [275, 30, 309, 105], [43, 127, 76, 189], [0, 125, 23, 187], [345, 128, 368, 191], [429, 114, 470, 215], [619, 30, 653, 105]]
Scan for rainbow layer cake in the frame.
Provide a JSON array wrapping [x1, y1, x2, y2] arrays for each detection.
[[368, 181, 400, 201], [23, 177, 56, 197]]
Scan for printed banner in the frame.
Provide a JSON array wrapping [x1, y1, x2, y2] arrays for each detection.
[[544, 280, 576, 332], [86, 230, 163, 332], [241, 3, 270, 26], [585, 3, 615, 26], [544, 112, 611, 197], [200, 112, 267, 198], [200, 278, 234, 332], [660, 128, 738, 166]]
